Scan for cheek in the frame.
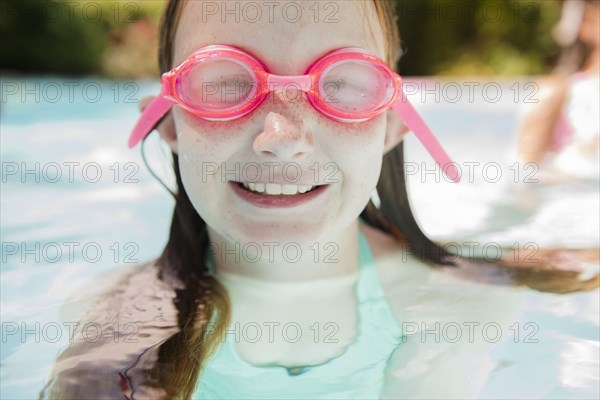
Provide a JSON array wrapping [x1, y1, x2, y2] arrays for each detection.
[[172, 107, 254, 151], [323, 116, 386, 155], [172, 108, 260, 179], [327, 116, 387, 179], [327, 117, 386, 223], [172, 109, 240, 213], [176, 137, 229, 227]]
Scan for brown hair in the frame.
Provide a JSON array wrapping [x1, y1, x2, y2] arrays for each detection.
[[42, 1, 599, 399]]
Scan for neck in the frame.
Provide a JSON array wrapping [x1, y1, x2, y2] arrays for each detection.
[[207, 219, 360, 283]]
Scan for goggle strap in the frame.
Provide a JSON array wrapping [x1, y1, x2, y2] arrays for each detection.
[[128, 95, 175, 148], [391, 95, 460, 183]]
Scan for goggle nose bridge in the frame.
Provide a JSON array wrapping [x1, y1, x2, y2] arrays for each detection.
[[265, 75, 313, 92]]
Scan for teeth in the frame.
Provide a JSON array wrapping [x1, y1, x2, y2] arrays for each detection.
[[282, 184, 297, 195], [265, 183, 282, 195], [241, 182, 315, 195]]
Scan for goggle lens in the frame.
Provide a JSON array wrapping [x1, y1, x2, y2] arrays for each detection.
[[177, 58, 256, 111], [319, 60, 394, 114]]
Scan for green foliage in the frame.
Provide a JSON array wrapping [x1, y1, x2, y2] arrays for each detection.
[[395, 0, 563, 75], [1, 1, 102, 74], [1, 0, 564, 77], [0, 0, 164, 76]]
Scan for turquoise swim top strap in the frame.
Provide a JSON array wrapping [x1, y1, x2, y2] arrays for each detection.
[[357, 226, 386, 302], [206, 248, 216, 275], [358, 226, 374, 266]]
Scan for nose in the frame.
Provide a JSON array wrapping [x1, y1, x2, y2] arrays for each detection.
[[253, 89, 315, 160]]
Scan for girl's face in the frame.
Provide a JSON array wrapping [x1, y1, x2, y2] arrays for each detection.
[[169, 0, 400, 245]]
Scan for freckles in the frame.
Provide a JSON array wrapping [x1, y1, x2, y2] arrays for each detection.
[[325, 116, 386, 149], [176, 109, 254, 152], [180, 113, 239, 140]]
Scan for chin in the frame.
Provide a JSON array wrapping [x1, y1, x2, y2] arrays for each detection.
[[224, 218, 330, 249]]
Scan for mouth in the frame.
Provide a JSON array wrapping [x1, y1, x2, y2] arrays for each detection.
[[237, 182, 319, 195], [230, 181, 329, 208]]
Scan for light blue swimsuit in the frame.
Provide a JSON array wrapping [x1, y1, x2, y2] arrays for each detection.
[[193, 229, 403, 399]]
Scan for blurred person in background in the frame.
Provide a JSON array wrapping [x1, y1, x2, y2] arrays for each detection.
[[517, 0, 599, 181]]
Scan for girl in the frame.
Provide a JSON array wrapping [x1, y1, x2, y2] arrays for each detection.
[[42, 1, 599, 399], [517, 0, 599, 180]]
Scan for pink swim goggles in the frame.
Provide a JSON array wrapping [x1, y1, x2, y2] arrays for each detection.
[[129, 44, 460, 182]]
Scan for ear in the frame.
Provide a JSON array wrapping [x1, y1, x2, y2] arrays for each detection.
[[139, 96, 178, 154], [383, 109, 409, 154]]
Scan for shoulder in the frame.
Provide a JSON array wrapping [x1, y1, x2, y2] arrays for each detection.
[[359, 221, 524, 286], [59, 260, 173, 321], [359, 223, 525, 325], [45, 260, 180, 398], [359, 221, 403, 260], [82, 260, 179, 324], [535, 74, 570, 104], [54, 260, 181, 356]]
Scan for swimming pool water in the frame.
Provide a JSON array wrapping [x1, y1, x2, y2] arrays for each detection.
[[1, 77, 598, 399]]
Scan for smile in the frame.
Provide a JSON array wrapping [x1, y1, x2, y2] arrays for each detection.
[[230, 181, 329, 208], [239, 182, 317, 195]]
